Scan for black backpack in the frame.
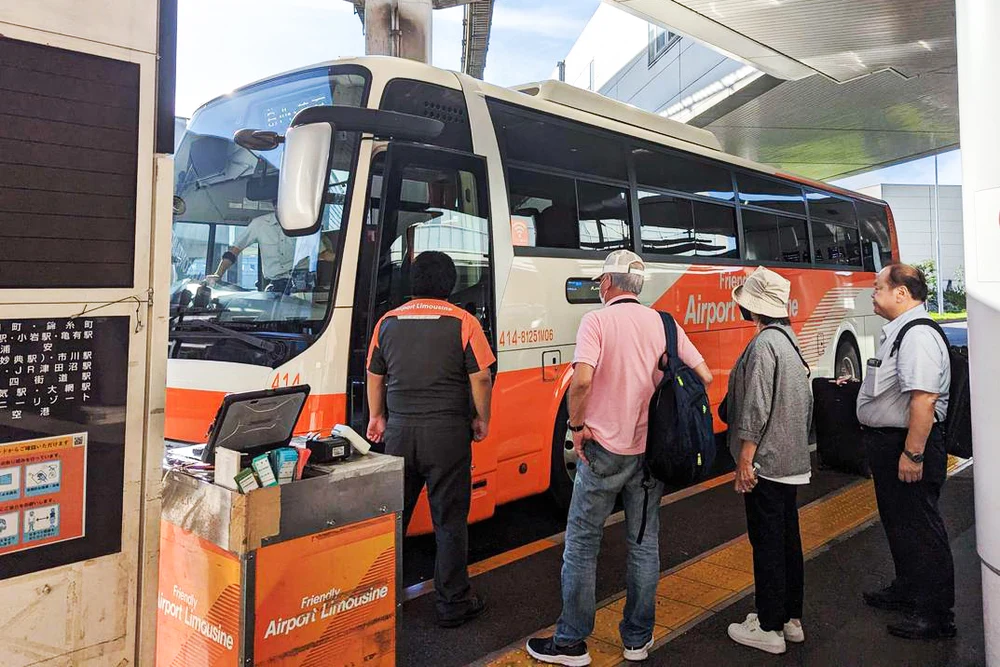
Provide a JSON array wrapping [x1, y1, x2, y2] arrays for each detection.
[[636, 311, 715, 545], [890, 319, 972, 458], [646, 311, 716, 486]]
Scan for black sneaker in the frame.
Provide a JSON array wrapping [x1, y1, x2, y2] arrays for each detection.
[[863, 585, 916, 612], [888, 614, 957, 640], [525, 636, 592, 666], [436, 595, 487, 628]]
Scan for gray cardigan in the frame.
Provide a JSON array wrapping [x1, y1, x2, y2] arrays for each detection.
[[726, 325, 813, 479]]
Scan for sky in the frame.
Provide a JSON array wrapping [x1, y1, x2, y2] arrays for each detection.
[[175, 0, 960, 189], [831, 149, 962, 190], [175, 0, 600, 117]]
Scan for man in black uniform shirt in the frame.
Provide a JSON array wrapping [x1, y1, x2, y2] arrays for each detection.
[[366, 251, 494, 628]]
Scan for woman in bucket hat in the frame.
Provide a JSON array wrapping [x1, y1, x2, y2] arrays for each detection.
[[723, 266, 813, 655]]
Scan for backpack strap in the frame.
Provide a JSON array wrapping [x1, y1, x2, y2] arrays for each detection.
[[636, 463, 656, 545], [889, 318, 950, 357], [658, 311, 678, 372], [761, 326, 811, 378]]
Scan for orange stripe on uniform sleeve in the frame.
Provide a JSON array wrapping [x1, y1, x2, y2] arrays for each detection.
[[366, 315, 387, 369], [462, 312, 496, 370]]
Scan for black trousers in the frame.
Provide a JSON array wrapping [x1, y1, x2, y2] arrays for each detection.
[[864, 425, 954, 621], [745, 478, 804, 632], [385, 419, 473, 617]]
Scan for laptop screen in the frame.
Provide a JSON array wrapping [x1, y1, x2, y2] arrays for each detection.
[[202, 385, 310, 461]]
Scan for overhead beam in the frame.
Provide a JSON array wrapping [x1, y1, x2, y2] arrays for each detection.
[[461, 0, 494, 79]]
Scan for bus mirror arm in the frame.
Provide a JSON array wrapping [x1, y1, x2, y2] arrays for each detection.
[[289, 106, 444, 142]]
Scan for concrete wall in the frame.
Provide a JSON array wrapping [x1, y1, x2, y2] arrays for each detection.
[[861, 184, 965, 286], [0, 3, 169, 665], [558, 1, 746, 116]]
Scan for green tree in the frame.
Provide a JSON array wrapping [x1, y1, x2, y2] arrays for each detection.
[[913, 260, 966, 312], [913, 260, 938, 310]]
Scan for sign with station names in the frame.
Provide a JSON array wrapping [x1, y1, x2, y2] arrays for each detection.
[[0, 316, 129, 579], [0, 318, 98, 419]]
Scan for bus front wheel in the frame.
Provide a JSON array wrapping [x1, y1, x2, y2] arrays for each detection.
[[835, 336, 862, 380], [548, 402, 576, 512]]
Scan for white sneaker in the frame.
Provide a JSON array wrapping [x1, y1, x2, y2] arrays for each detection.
[[783, 619, 805, 643], [622, 638, 654, 661], [727, 613, 787, 655]]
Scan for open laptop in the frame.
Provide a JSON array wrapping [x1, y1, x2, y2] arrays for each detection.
[[166, 385, 310, 464]]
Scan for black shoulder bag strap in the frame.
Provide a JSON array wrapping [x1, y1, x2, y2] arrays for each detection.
[[637, 310, 676, 545], [889, 318, 950, 357], [762, 326, 811, 377]]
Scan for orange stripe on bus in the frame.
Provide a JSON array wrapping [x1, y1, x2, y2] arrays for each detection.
[[165, 387, 347, 443]]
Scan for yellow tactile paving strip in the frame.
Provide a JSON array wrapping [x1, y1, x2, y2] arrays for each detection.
[[479, 455, 969, 667]]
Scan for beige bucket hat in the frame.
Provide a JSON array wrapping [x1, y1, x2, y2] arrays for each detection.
[[732, 266, 791, 319]]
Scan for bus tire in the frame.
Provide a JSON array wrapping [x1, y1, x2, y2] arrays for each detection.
[[835, 336, 862, 380], [548, 401, 575, 513]]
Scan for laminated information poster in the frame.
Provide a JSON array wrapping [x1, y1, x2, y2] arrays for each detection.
[[0, 432, 86, 555], [0, 316, 129, 578]]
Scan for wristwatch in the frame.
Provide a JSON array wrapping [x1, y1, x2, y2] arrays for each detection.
[[567, 422, 585, 433], [903, 450, 925, 464]]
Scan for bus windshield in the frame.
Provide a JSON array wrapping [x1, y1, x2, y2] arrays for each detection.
[[169, 66, 368, 367]]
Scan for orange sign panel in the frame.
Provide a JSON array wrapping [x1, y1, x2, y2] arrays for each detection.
[[254, 514, 396, 667], [510, 216, 531, 247], [0, 432, 87, 555], [156, 521, 242, 667]]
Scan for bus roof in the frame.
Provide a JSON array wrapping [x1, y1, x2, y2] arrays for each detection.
[[188, 56, 889, 208], [512, 80, 723, 152]]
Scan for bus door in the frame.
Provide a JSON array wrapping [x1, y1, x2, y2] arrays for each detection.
[[347, 144, 497, 434]]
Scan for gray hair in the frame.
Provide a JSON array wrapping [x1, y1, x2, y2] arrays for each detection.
[[609, 266, 644, 295]]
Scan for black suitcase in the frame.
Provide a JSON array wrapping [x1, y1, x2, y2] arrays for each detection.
[[812, 378, 869, 477]]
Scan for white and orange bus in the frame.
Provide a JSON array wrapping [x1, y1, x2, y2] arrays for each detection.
[[167, 57, 898, 530]]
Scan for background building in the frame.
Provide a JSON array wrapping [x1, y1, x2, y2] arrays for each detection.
[[555, 2, 754, 121], [858, 184, 965, 289]]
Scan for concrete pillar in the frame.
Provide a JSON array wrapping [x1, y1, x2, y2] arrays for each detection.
[[364, 0, 432, 63], [955, 0, 1000, 663]]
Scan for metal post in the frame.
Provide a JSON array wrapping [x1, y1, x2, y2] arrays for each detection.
[[934, 154, 944, 313], [956, 0, 1000, 663], [364, 0, 432, 63]]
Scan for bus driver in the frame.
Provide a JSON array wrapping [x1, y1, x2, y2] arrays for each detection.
[[207, 210, 297, 293]]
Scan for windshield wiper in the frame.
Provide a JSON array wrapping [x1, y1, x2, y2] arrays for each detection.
[[171, 319, 277, 353]]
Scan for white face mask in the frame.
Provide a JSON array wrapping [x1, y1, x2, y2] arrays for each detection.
[[598, 276, 609, 305]]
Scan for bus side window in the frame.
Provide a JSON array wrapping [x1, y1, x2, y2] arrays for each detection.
[[857, 201, 894, 272]]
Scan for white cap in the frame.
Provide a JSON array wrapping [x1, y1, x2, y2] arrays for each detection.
[[594, 249, 645, 280]]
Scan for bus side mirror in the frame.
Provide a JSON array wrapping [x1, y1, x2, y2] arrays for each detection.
[[277, 123, 333, 236]]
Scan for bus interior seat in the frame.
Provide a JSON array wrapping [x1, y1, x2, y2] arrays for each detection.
[[535, 204, 579, 249]]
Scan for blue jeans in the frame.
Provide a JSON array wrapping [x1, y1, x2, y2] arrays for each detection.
[[555, 440, 664, 647]]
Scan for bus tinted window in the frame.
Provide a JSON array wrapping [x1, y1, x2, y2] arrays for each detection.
[[381, 79, 472, 152], [639, 191, 694, 256], [578, 182, 631, 251], [812, 221, 861, 266], [742, 210, 810, 264], [807, 190, 857, 227], [736, 173, 805, 215], [633, 147, 735, 202], [489, 102, 627, 181], [508, 168, 576, 248], [856, 201, 894, 272], [507, 168, 631, 251], [692, 201, 739, 259]]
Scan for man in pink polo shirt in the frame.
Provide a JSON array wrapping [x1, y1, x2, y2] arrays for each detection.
[[528, 250, 712, 666]]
